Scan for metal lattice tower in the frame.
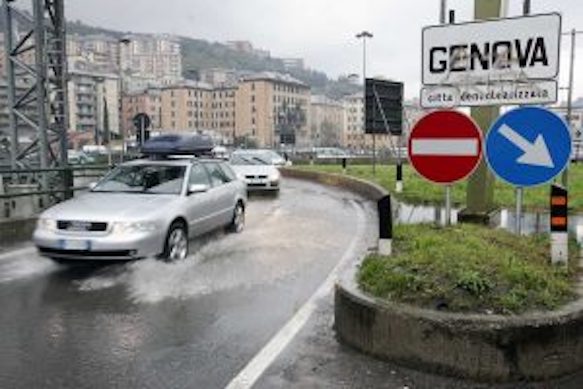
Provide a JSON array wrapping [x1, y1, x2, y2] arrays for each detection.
[[2, 0, 68, 174]]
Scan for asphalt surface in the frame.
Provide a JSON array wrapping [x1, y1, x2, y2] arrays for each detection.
[[1, 178, 582, 389], [0, 179, 376, 389]]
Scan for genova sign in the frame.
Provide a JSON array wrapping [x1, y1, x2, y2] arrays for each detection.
[[420, 80, 558, 108], [422, 13, 561, 86]]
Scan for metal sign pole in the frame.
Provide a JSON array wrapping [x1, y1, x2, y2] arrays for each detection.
[[141, 118, 145, 148], [445, 185, 452, 226], [372, 133, 376, 175], [516, 187, 523, 235]]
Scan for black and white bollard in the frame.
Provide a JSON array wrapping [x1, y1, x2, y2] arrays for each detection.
[[395, 163, 403, 193], [378, 195, 393, 256], [550, 184, 568, 265]]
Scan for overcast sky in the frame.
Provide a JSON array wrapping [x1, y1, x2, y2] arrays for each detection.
[[65, 0, 583, 99]]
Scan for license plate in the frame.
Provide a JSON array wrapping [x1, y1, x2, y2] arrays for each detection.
[[249, 179, 265, 184], [59, 239, 91, 250]]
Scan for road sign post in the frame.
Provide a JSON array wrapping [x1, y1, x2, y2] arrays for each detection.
[[516, 187, 524, 235], [550, 184, 568, 265], [421, 2, 562, 221], [408, 110, 483, 226]]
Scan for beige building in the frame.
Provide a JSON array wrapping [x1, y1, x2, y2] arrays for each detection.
[[235, 72, 310, 148], [160, 82, 213, 132], [309, 95, 345, 147], [121, 89, 162, 138], [211, 86, 237, 142]]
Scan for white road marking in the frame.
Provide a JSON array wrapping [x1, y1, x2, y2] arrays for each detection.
[[225, 201, 366, 389], [411, 138, 478, 156]]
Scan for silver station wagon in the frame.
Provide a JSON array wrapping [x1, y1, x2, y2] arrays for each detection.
[[34, 157, 247, 262]]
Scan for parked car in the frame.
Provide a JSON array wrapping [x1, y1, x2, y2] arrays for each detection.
[[35, 136, 247, 263], [67, 150, 95, 165], [230, 150, 281, 192]]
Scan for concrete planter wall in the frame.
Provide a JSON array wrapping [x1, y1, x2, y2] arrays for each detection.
[[282, 168, 583, 382]]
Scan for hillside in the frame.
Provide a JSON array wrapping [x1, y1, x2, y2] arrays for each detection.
[[0, 13, 359, 99], [179, 36, 359, 98]]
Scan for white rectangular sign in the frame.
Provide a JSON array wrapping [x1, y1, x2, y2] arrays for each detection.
[[422, 13, 561, 85], [420, 80, 558, 108]]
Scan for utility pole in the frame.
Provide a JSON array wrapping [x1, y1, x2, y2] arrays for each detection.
[[562, 28, 577, 188], [356, 31, 373, 173], [463, 0, 503, 222]]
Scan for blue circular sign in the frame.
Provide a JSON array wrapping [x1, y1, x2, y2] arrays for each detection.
[[485, 107, 572, 187]]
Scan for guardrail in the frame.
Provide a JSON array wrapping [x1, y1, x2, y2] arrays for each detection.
[[1, 165, 112, 219]]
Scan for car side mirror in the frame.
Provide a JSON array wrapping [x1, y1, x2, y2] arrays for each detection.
[[188, 184, 209, 195], [88, 182, 97, 190]]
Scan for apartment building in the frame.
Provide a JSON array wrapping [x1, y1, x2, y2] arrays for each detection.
[[210, 85, 237, 143], [67, 34, 120, 74], [282, 58, 305, 71], [121, 89, 162, 138], [309, 95, 345, 147], [67, 71, 120, 144], [235, 72, 310, 148], [120, 34, 182, 86], [160, 82, 213, 132]]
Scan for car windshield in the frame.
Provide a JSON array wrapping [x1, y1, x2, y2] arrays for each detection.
[[231, 154, 271, 165], [93, 164, 186, 194]]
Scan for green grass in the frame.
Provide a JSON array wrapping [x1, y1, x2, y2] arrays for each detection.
[[358, 224, 581, 314], [297, 163, 583, 212]]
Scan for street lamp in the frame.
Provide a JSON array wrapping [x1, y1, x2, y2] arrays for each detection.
[[118, 37, 131, 161], [356, 30, 374, 173]]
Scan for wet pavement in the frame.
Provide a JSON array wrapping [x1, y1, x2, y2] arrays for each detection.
[[1, 178, 582, 388], [0, 179, 375, 389]]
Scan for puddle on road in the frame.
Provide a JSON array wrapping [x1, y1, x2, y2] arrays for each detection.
[[395, 202, 583, 243], [74, 211, 341, 304], [0, 249, 59, 283]]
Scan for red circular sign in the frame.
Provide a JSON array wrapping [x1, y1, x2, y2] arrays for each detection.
[[408, 110, 483, 184]]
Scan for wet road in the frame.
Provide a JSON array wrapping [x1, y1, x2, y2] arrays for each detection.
[[0, 179, 375, 389]]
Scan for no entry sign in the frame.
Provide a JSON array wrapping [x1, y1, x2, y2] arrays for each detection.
[[408, 110, 483, 184]]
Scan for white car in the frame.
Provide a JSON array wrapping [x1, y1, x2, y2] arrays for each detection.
[[230, 151, 281, 192]]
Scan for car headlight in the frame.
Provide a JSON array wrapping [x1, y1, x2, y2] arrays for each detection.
[[269, 171, 281, 181], [111, 221, 158, 234], [36, 217, 56, 231], [236, 173, 246, 181]]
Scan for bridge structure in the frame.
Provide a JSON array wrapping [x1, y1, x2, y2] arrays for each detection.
[[1, 0, 70, 191]]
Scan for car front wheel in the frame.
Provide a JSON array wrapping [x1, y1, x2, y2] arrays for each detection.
[[228, 202, 245, 233], [162, 221, 189, 262]]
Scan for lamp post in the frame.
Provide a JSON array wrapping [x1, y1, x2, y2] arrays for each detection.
[[118, 37, 131, 161], [356, 30, 373, 173]]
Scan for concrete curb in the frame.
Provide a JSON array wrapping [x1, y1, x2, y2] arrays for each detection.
[[282, 168, 583, 382]]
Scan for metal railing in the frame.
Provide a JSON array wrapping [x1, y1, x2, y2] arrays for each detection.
[[1, 164, 112, 219]]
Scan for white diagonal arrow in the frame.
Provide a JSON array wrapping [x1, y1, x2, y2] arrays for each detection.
[[498, 124, 554, 168]]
